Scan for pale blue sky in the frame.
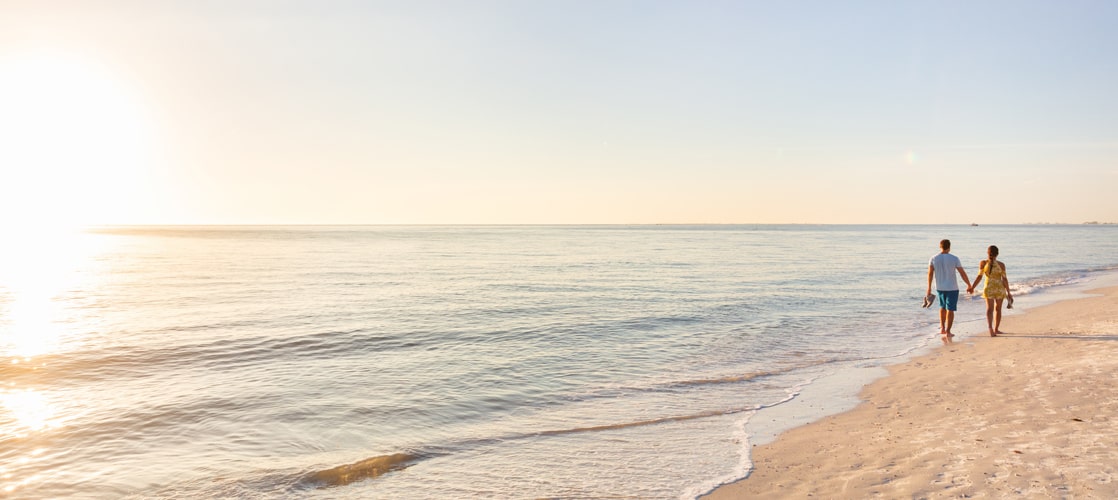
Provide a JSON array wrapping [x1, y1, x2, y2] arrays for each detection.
[[1, 1, 1116, 225]]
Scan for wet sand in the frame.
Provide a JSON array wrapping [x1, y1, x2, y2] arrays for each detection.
[[704, 286, 1118, 499]]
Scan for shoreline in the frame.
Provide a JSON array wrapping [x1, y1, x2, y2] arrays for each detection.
[[701, 273, 1118, 499]]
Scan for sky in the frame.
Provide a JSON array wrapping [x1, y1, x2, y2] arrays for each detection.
[[1, 0, 1116, 226]]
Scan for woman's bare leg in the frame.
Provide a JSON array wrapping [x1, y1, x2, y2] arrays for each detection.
[[993, 298, 1005, 334], [985, 298, 997, 336]]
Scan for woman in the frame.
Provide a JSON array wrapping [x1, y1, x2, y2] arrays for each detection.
[[968, 245, 1013, 336]]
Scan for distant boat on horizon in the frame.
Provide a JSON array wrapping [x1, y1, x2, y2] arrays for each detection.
[[971, 223, 979, 226]]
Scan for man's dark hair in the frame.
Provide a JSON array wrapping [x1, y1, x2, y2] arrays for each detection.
[[940, 239, 951, 251]]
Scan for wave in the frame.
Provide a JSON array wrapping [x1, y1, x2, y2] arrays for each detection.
[[293, 405, 758, 490], [0, 326, 423, 385], [1010, 267, 1118, 296], [300, 453, 422, 488], [123, 454, 425, 498], [529, 407, 752, 438], [664, 360, 836, 389], [294, 377, 816, 490]]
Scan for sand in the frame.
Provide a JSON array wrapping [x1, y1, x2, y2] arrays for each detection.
[[703, 286, 1118, 499]]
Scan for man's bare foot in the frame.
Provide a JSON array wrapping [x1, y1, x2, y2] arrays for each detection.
[[946, 332, 955, 338], [989, 330, 997, 337]]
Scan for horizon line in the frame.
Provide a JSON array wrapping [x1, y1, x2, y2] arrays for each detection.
[[76, 222, 1115, 228]]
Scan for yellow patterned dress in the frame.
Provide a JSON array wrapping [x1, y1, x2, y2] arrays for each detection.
[[981, 260, 1008, 300]]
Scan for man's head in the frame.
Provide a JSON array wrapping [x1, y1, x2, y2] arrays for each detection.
[[940, 239, 951, 251]]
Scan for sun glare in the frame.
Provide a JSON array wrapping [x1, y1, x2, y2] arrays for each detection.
[[0, 389, 58, 435], [0, 50, 156, 230], [0, 229, 108, 362]]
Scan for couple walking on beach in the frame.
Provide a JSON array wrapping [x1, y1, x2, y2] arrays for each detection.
[[926, 239, 1014, 337]]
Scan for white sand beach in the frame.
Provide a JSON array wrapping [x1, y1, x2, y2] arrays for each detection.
[[704, 285, 1118, 498]]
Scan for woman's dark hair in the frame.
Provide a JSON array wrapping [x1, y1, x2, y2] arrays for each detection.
[[986, 245, 999, 275]]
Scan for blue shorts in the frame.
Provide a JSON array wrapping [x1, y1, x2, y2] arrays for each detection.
[[937, 290, 960, 311]]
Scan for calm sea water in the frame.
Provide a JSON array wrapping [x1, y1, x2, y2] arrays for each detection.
[[2, 225, 1116, 498]]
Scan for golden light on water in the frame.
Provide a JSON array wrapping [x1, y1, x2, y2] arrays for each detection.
[[0, 448, 47, 494], [0, 231, 96, 494], [0, 389, 58, 435], [0, 228, 117, 378], [4, 298, 66, 362], [0, 227, 108, 498], [0, 229, 95, 361]]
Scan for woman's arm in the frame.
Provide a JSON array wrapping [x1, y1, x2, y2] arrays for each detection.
[[1001, 262, 1011, 298], [969, 260, 986, 293]]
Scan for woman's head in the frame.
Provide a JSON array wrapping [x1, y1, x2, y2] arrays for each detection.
[[985, 245, 1000, 275]]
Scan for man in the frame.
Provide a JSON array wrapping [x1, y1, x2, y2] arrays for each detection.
[[927, 239, 972, 337]]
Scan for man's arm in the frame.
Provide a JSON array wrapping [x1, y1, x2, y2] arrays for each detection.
[[957, 266, 972, 291], [927, 264, 935, 294]]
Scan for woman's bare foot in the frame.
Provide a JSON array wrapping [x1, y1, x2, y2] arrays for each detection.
[[989, 330, 997, 337]]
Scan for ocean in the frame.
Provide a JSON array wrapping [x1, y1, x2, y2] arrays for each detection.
[[2, 224, 1116, 499]]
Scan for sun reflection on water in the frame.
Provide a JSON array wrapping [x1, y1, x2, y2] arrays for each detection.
[[4, 296, 67, 361], [0, 448, 47, 494], [0, 227, 107, 361], [0, 228, 107, 495], [0, 389, 58, 435]]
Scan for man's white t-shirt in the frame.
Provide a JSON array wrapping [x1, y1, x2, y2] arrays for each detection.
[[930, 253, 962, 291]]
